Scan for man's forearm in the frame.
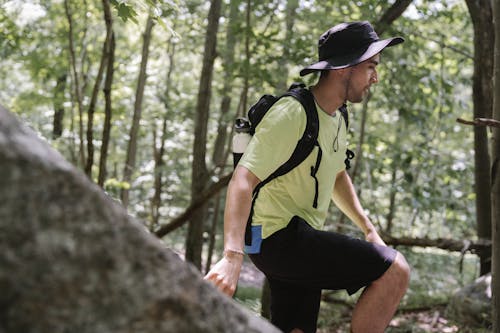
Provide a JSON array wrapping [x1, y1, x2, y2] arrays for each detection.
[[331, 170, 376, 234], [223, 166, 260, 252]]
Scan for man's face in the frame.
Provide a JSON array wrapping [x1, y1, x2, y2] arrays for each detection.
[[345, 54, 380, 103]]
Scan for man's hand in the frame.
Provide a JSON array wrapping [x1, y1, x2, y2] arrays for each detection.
[[204, 251, 244, 297], [365, 227, 386, 246]]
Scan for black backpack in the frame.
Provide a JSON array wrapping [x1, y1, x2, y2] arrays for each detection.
[[239, 83, 354, 246]]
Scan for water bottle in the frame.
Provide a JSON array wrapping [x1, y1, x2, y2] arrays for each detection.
[[232, 118, 252, 169]]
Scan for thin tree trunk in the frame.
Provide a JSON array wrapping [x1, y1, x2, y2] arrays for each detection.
[[205, 192, 223, 274], [240, 0, 251, 114], [150, 115, 167, 228], [211, 0, 238, 168], [150, 38, 176, 228], [64, 0, 85, 168], [185, 0, 222, 269], [276, 0, 298, 92], [386, 167, 397, 234], [52, 73, 67, 139], [491, 0, 500, 330], [97, 12, 115, 189], [465, 0, 494, 275], [85, 0, 114, 179], [121, 15, 155, 208], [349, 93, 370, 183]]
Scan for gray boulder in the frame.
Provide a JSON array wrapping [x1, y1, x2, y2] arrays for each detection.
[[446, 273, 491, 328], [0, 104, 280, 333]]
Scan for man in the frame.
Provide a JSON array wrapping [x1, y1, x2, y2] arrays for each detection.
[[205, 21, 410, 333]]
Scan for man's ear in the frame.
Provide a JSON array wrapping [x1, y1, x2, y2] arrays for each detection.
[[332, 68, 348, 79], [320, 68, 349, 82]]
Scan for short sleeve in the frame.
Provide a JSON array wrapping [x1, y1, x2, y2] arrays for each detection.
[[238, 97, 307, 181]]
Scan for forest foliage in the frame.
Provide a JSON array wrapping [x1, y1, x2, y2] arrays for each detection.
[[0, 0, 489, 330]]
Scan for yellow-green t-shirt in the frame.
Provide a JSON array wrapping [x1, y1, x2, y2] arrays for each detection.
[[239, 97, 347, 239]]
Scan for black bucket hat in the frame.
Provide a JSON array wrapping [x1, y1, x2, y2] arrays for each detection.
[[300, 21, 404, 76]]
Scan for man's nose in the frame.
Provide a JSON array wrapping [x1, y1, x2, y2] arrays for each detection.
[[370, 71, 378, 84]]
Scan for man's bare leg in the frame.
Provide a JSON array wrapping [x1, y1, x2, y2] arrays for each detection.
[[351, 252, 410, 333]]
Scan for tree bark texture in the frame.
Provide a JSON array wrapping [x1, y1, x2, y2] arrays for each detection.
[[52, 73, 67, 139], [0, 105, 280, 333], [382, 234, 491, 254], [211, 0, 238, 168], [121, 15, 155, 208], [64, 0, 85, 168], [465, 0, 494, 276], [491, 0, 500, 330], [150, 36, 177, 228], [276, 0, 299, 92], [98, 28, 115, 188], [185, 0, 222, 269], [84, 0, 112, 178]]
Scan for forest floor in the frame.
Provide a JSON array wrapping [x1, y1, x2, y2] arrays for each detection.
[[317, 306, 463, 333]]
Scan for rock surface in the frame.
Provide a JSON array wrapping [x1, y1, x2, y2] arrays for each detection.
[[0, 105, 280, 333], [446, 273, 491, 328]]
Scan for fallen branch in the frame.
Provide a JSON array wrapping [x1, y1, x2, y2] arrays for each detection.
[[383, 234, 491, 254], [457, 117, 500, 128], [155, 172, 232, 238]]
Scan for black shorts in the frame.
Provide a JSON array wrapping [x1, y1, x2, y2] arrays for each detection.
[[248, 216, 397, 333]]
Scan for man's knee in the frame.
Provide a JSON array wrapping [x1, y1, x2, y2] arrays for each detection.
[[390, 252, 410, 288], [377, 252, 410, 291]]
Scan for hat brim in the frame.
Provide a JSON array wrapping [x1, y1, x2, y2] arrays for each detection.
[[299, 37, 404, 76]]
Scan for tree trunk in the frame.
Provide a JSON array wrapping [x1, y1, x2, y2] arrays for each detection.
[[349, 93, 370, 184], [211, 0, 238, 168], [240, 0, 251, 116], [150, 37, 176, 229], [205, 192, 223, 274], [276, 0, 298, 92], [97, 3, 115, 188], [465, 0, 494, 276], [52, 73, 67, 139], [85, 0, 114, 179], [64, 0, 85, 168], [491, 0, 500, 330], [121, 15, 155, 208], [185, 0, 222, 270]]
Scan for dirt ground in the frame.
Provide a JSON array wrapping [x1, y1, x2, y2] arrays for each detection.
[[317, 307, 463, 333]]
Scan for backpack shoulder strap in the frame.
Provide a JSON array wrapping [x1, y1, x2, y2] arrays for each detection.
[[245, 86, 319, 246], [338, 103, 355, 169], [255, 86, 318, 189], [339, 103, 348, 128]]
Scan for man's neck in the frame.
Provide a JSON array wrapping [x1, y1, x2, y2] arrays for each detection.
[[311, 80, 346, 116]]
